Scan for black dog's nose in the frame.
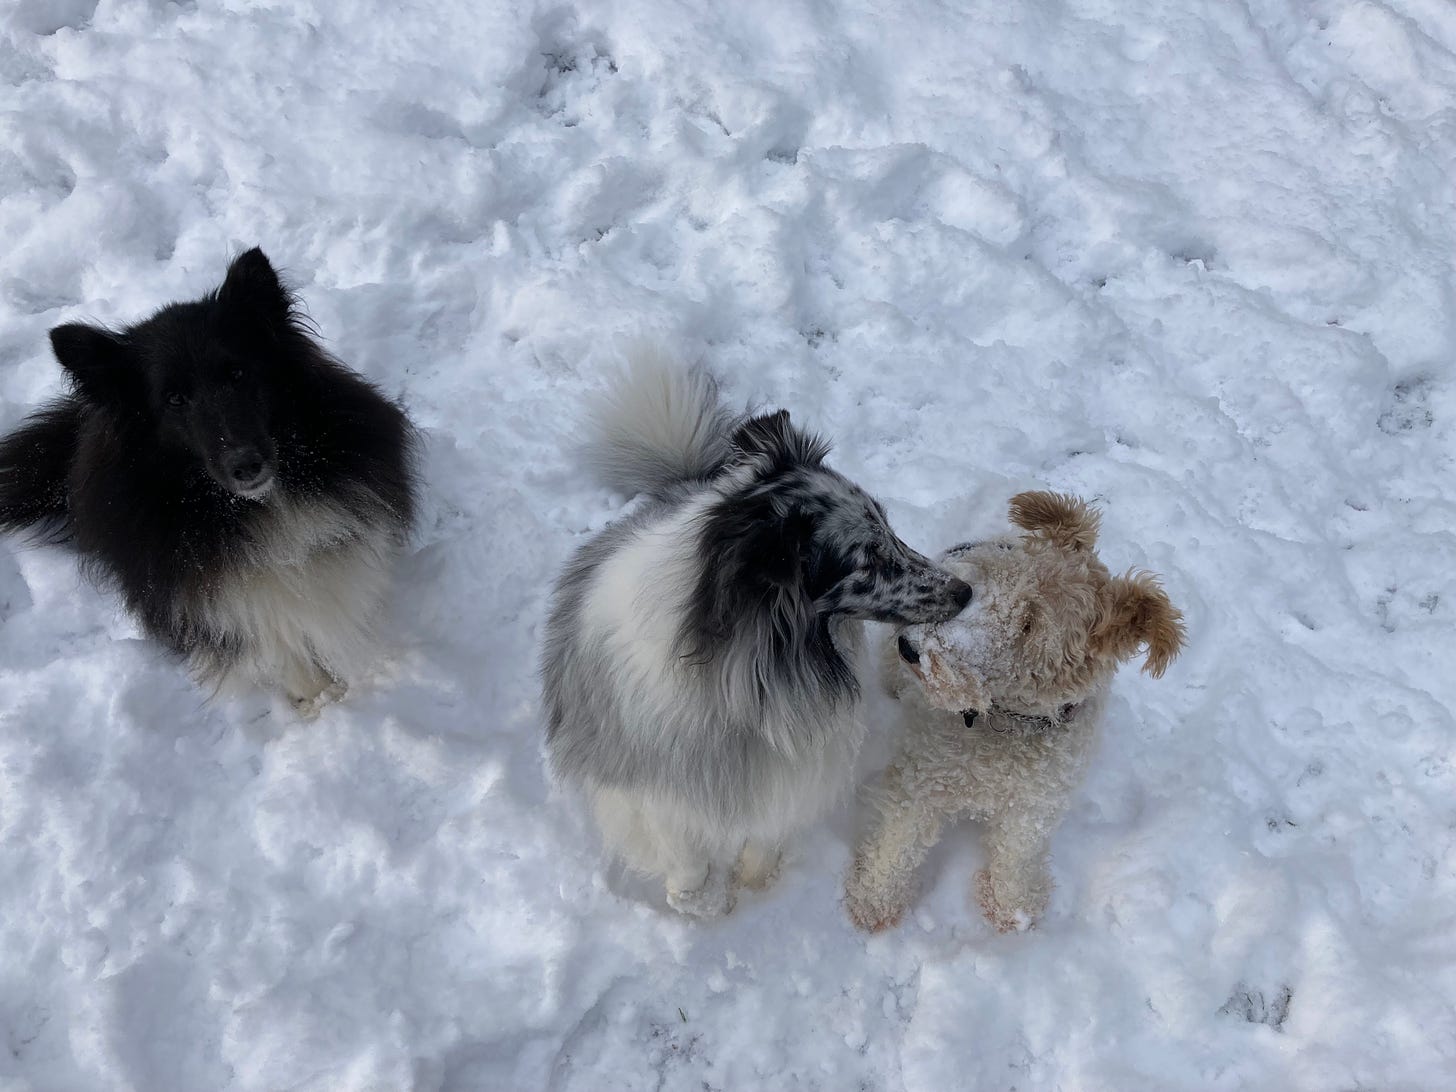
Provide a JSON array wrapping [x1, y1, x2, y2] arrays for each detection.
[[950, 580, 973, 610], [897, 634, 920, 665], [224, 447, 265, 484]]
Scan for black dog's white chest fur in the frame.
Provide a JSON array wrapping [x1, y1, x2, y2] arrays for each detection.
[[182, 495, 401, 701]]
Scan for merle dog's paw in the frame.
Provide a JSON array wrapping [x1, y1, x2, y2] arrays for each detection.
[[733, 845, 783, 892], [290, 679, 348, 720], [666, 868, 735, 920]]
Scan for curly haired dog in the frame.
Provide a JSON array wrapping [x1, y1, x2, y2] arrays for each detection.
[[844, 491, 1186, 932]]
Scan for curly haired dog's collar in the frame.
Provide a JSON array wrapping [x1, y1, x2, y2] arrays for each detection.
[[962, 702, 1080, 733]]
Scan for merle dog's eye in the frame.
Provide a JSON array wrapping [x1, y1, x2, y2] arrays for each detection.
[[165, 391, 188, 407]]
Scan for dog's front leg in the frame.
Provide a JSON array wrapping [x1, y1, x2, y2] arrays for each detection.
[[844, 764, 944, 932], [282, 655, 346, 719], [733, 841, 783, 892], [650, 814, 735, 920], [976, 808, 1055, 932], [665, 859, 735, 920]]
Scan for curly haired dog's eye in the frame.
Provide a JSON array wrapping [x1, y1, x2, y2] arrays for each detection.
[[897, 635, 920, 665], [229, 365, 244, 381], [165, 391, 187, 407]]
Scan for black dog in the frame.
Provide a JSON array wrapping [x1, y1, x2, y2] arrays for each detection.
[[0, 249, 417, 711]]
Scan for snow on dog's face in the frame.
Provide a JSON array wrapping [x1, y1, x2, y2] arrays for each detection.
[[894, 492, 1185, 718], [48, 249, 293, 500]]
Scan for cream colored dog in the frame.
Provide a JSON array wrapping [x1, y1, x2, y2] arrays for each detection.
[[845, 491, 1186, 932]]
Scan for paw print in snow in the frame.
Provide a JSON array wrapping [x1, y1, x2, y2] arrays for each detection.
[[1377, 377, 1433, 435]]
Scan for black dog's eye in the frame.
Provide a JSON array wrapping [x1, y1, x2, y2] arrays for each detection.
[[165, 391, 188, 407], [228, 365, 244, 381]]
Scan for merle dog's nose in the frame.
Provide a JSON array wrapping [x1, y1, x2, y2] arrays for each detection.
[[950, 579, 973, 610], [897, 635, 920, 665], [223, 447, 266, 485]]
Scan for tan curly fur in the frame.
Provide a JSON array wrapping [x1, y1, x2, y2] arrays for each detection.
[[845, 491, 1186, 933]]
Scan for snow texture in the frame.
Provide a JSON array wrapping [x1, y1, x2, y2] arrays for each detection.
[[2, 0, 1455, 1088]]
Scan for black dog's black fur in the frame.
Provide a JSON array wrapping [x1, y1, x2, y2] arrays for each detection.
[[0, 248, 416, 687]]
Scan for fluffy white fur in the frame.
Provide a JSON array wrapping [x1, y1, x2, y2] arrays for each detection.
[[845, 492, 1186, 932], [575, 501, 868, 915], [184, 494, 401, 714]]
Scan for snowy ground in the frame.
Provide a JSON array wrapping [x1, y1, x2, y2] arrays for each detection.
[[2, 0, 1454, 1088]]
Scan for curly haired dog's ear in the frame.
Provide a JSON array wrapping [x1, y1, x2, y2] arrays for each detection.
[[1095, 572, 1187, 677], [1009, 491, 1101, 552]]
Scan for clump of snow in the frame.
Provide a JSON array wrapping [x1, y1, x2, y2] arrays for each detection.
[[2, 0, 1455, 1088]]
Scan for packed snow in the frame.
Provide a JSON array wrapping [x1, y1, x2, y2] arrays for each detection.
[[2, 0, 1455, 1088]]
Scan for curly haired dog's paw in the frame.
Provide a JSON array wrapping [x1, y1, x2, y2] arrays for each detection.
[[666, 868, 735, 920], [975, 869, 1037, 933], [844, 870, 908, 933]]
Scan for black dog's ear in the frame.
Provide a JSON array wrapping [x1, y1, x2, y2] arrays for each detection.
[[730, 409, 831, 470], [217, 247, 293, 330], [50, 323, 138, 407]]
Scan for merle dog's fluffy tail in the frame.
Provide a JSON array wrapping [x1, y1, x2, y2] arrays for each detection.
[[582, 346, 738, 496], [0, 400, 80, 543]]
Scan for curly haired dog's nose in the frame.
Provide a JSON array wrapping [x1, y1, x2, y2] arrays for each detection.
[[897, 634, 920, 665], [950, 580, 973, 610]]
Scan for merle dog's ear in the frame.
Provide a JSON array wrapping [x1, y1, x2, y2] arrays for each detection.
[[217, 247, 293, 330], [731, 410, 831, 470], [759, 506, 818, 588], [50, 323, 138, 406], [688, 497, 816, 653], [719, 498, 815, 592]]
